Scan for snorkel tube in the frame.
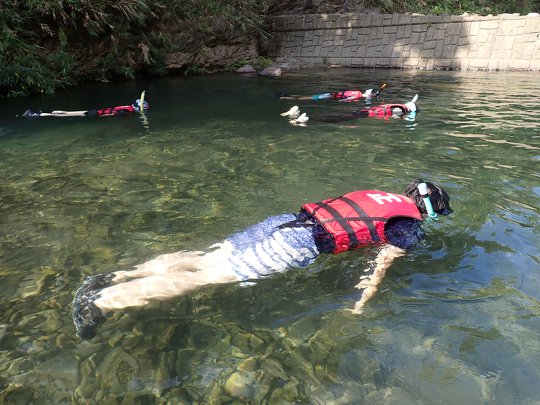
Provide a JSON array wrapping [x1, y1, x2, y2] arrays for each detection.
[[138, 90, 150, 131], [417, 182, 438, 220], [374, 82, 387, 98], [139, 91, 146, 113]]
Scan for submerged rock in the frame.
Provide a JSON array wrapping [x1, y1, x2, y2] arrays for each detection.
[[223, 369, 256, 399]]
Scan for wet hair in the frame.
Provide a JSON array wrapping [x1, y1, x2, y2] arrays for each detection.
[[404, 178, 453, 215]]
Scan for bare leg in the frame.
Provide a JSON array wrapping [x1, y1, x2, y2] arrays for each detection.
[[279, 95, 314, 100], [97, 243, 238, 310], [72, 242, 239, 338], [40, 110, 88, 117], [112, 250, 207, 283], [94, 267, 238, 312]]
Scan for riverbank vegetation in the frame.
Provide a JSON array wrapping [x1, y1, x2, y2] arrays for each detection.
[[0, 0, 269, 98], [1, 0, 537, 98], [308, 0, 538, 15]]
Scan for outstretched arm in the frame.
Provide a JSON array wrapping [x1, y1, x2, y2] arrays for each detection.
[[352, 244, 406, 314]]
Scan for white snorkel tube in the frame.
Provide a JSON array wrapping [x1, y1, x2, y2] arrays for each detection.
[[417, 182, 438, 220], [138, 90, 150, 131]]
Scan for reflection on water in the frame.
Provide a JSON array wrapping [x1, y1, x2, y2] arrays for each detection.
[[0, 69, 539, 403]]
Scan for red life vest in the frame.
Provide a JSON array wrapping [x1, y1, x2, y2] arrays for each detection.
[[367, 103, 411, 118], [301, 190, 422, 253], [97, 105, 136, 116], [333, 90, 363, 100]]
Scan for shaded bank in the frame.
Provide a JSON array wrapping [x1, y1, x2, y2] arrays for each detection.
[[0, 0, 270, 98], [1, 0, 538, 98]]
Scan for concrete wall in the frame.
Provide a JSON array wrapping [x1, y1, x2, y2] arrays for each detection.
[[267, 13, 540, 71]]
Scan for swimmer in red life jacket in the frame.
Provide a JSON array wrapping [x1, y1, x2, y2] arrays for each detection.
[[282, 94, 418, 125], [71, 178, 452, 339], [279, 83, 387, 102], [21, 98, 149, 118]]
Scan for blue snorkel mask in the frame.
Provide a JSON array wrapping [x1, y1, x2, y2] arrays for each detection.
[[417, 182, 438, 220]]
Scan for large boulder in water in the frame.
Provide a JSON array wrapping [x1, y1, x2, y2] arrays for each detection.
[[259, 65, 282, 77]]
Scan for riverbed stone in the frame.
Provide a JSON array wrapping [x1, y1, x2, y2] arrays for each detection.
[[259, 65, 282, 77], [237, 356, 259, 372], [365, 386, 418, 404], [223, 369, 256, 399]]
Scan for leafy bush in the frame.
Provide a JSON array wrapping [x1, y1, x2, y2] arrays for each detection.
[[0, 0, 157, 97], [352, 0, 538, 14], [1, 0, 271, 98], [408, 0, 538, 15]]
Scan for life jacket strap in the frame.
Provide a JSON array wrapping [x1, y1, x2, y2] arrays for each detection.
[[336, 196, 382, 243]]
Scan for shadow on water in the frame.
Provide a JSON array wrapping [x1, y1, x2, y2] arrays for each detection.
[[0, 69, 539, 403]]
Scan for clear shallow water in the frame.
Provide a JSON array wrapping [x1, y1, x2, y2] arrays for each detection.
[[0, 69, 539, 403]]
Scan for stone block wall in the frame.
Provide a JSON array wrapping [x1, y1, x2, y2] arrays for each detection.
[[267, 13, 540, 70]]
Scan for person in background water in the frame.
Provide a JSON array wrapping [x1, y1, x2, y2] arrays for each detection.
[[21, 98, 149, 118], [279, 83, 387, 102], [282, 94, 418, 125], [72, 178, 452, 339]]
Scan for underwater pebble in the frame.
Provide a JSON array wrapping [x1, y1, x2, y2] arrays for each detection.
[[7, 358, 36, 376], [267, 379, 300, 403], [249, 334, 265, 351], [308, 329, 337, 364], [223, 369, 255, 399], [260, 357, 288, 380], [38, 355, 79, 385], [365, 386, 418, 404], [175, 348, 197, 379], [237, 356, 258, 372], [286, 316, 318, 344], [18, 272, 49, 299], [73, 340, 103, 359], [76, 359, 100, 399]]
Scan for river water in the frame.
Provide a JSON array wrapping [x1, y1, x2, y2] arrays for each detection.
[[0, 69, 539, 403]]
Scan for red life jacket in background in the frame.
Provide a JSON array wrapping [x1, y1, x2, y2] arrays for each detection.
[[97, 105, 136, 116], [301, 190, 422, 253], [333, 90, 363, 100], [367, 103, 411, 118]]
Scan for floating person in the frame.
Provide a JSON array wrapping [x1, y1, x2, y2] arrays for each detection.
[[281, 94, 419, 125], [361, 93, 418, 119], [278, 83, 387, 102], [21, 92, 149, 118], [72, 178, 452, 339]]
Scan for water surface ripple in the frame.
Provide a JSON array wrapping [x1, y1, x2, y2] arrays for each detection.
[[0, 70, 539, 403]]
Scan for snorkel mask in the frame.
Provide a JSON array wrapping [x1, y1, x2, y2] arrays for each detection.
[[417, 182, 438, 220], [404, 94, 418, 113], [133, 99, 149, 112]]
